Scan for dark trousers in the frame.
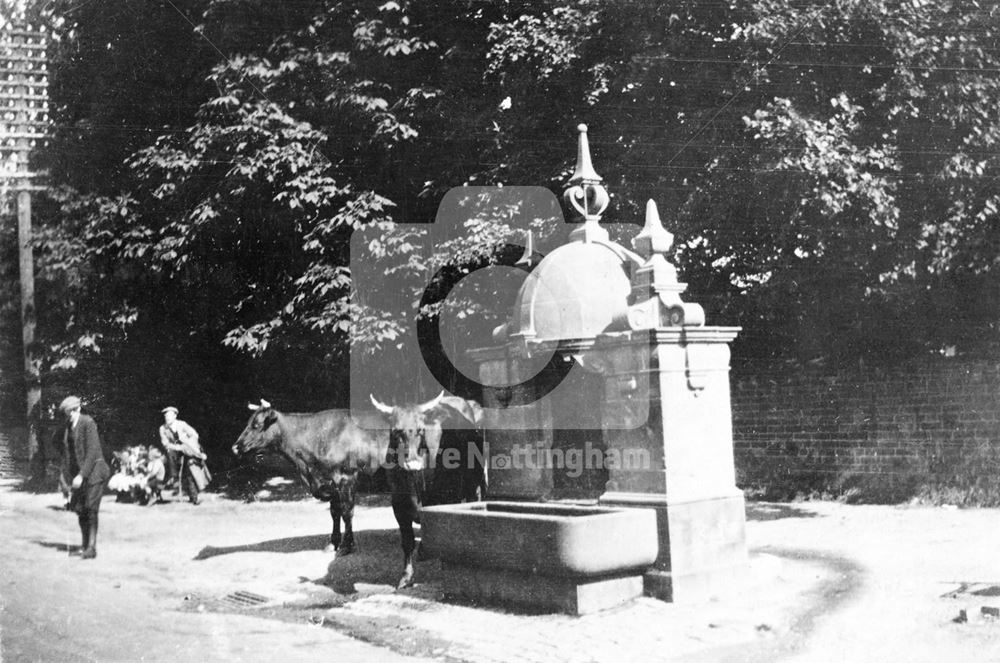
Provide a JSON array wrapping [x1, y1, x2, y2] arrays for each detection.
[[72, 479, 106, 551], [181, 459, 200, 503], [70, 478, 106, 514], [146, 477, 164, 501], [164, 448, 181, 484]]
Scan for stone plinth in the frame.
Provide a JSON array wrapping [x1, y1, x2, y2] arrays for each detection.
[[598, 328, 747, 603], [439, 564, 645, 615]]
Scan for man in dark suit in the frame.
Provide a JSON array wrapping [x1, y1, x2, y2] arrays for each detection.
[[59, 396, 110, 559]]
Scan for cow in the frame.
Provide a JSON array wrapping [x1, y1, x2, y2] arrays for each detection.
[[369, 392, 484, 587], [231, 393, 484, 588]]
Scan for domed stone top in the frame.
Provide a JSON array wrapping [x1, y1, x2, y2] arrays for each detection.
[[496, 123, 703, 349], [501, 125, 644, 347], [507, 238, 639, 346]]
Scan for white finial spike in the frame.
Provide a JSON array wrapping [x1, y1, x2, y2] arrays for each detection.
[[570, 123, 602, 183], [565, 122, 610, 239], [645, 199, 662, 230], [515, 229, 535, 267], [632, 199, 674, 257]]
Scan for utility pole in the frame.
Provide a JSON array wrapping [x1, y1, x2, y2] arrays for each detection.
[[1, 18, 49, 479]]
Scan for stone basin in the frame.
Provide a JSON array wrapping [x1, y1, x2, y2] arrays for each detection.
[[421, 501, 658, 614]]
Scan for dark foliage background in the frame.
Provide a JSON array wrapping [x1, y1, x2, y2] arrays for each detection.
[[3, 0, 1000, 474]]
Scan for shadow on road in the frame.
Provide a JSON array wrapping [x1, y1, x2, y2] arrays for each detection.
[[194, 533, 332, 559], [193, 528, 420, 594], [11, 476, 58, 495], [33, 540, 80, 554], [319, 529, 415, 592], [746, 502, 822, 521]]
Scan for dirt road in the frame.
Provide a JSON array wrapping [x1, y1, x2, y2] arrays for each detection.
[[2, 477, 1000, 662], [0, 479, 434, 663], [747, 501, 1000, 663]]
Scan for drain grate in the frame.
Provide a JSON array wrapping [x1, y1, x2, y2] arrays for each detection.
[[221, 590, 271, 609]]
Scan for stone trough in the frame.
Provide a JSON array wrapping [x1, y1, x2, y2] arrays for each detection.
[[421, 501, 658, 615]]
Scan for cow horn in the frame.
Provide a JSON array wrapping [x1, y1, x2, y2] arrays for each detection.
[[438, 395, 483, 425], [260, 399, 271, 409], [417, 390, 446, 413], [247, 403, 260, 411], [465, 400, 484, 425], [370, 394, 394, 415]]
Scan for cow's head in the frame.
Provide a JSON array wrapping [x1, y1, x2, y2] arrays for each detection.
[[232, 399, 280, 457], [370, 391, 448, 471]]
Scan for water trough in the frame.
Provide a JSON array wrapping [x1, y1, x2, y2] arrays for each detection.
[[421, 501, 658, 615]]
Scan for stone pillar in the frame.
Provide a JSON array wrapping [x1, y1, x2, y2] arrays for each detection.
[[599, 330, 746, 602], [598, 200, 747, 602]]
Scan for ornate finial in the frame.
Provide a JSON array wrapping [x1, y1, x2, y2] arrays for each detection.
[[564, 123, 609, 242], [632, 199, 674, 258], [570, 124, 601, 184], [625, 198, 705, 330]]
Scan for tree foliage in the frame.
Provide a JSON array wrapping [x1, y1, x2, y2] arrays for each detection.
[[7, 0, 1000, 433]]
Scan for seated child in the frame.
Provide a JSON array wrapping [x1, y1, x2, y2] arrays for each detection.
[[144, 447, 167, 505], [108, 449, 136, 498]]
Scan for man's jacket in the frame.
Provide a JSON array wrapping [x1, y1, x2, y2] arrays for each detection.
[[62, 414, 110, 483], [160, 420, 206, 459]]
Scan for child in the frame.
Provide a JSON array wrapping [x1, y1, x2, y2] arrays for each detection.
[[144, 447, 166, 505]]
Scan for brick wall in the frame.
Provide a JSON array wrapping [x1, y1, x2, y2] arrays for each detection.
[[731, 358, 1000, 502]]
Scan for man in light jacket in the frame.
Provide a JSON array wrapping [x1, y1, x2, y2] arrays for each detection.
[[159, 406, 209, 505]]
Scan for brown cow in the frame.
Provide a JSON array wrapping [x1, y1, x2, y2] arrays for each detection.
[[370, 393, 484, 587], [232, 393, 483, 588]]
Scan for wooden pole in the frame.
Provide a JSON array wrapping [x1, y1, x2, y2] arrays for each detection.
[[2, 20, 49, 480], [17, 190, 40, 475]]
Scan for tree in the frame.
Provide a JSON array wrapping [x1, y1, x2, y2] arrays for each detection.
[[13, 0, 1000, 442]]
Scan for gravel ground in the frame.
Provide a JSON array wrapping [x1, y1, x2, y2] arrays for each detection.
[[1, 422, 999, 663]]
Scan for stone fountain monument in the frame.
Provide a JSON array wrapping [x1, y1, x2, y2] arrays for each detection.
[[424, 124, 747, 608]]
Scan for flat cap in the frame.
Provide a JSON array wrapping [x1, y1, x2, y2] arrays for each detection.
[[59, 396, 82, 412], [161, 406, 179, 415]]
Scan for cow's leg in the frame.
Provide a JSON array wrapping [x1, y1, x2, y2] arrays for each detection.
[[392, 494, 419, 589], [461, 469, 483, 503], [324, 491, 342, 554], [338, 477, 357, 555]]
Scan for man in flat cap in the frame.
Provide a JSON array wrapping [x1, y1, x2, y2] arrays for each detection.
[[59, 396, 110, 559], [159, 406, 210, 505], [157, 406, 181, 488]]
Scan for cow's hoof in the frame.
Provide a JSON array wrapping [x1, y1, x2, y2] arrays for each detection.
[[337, 544, 355, 557], [396, 573, 414, 589]]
